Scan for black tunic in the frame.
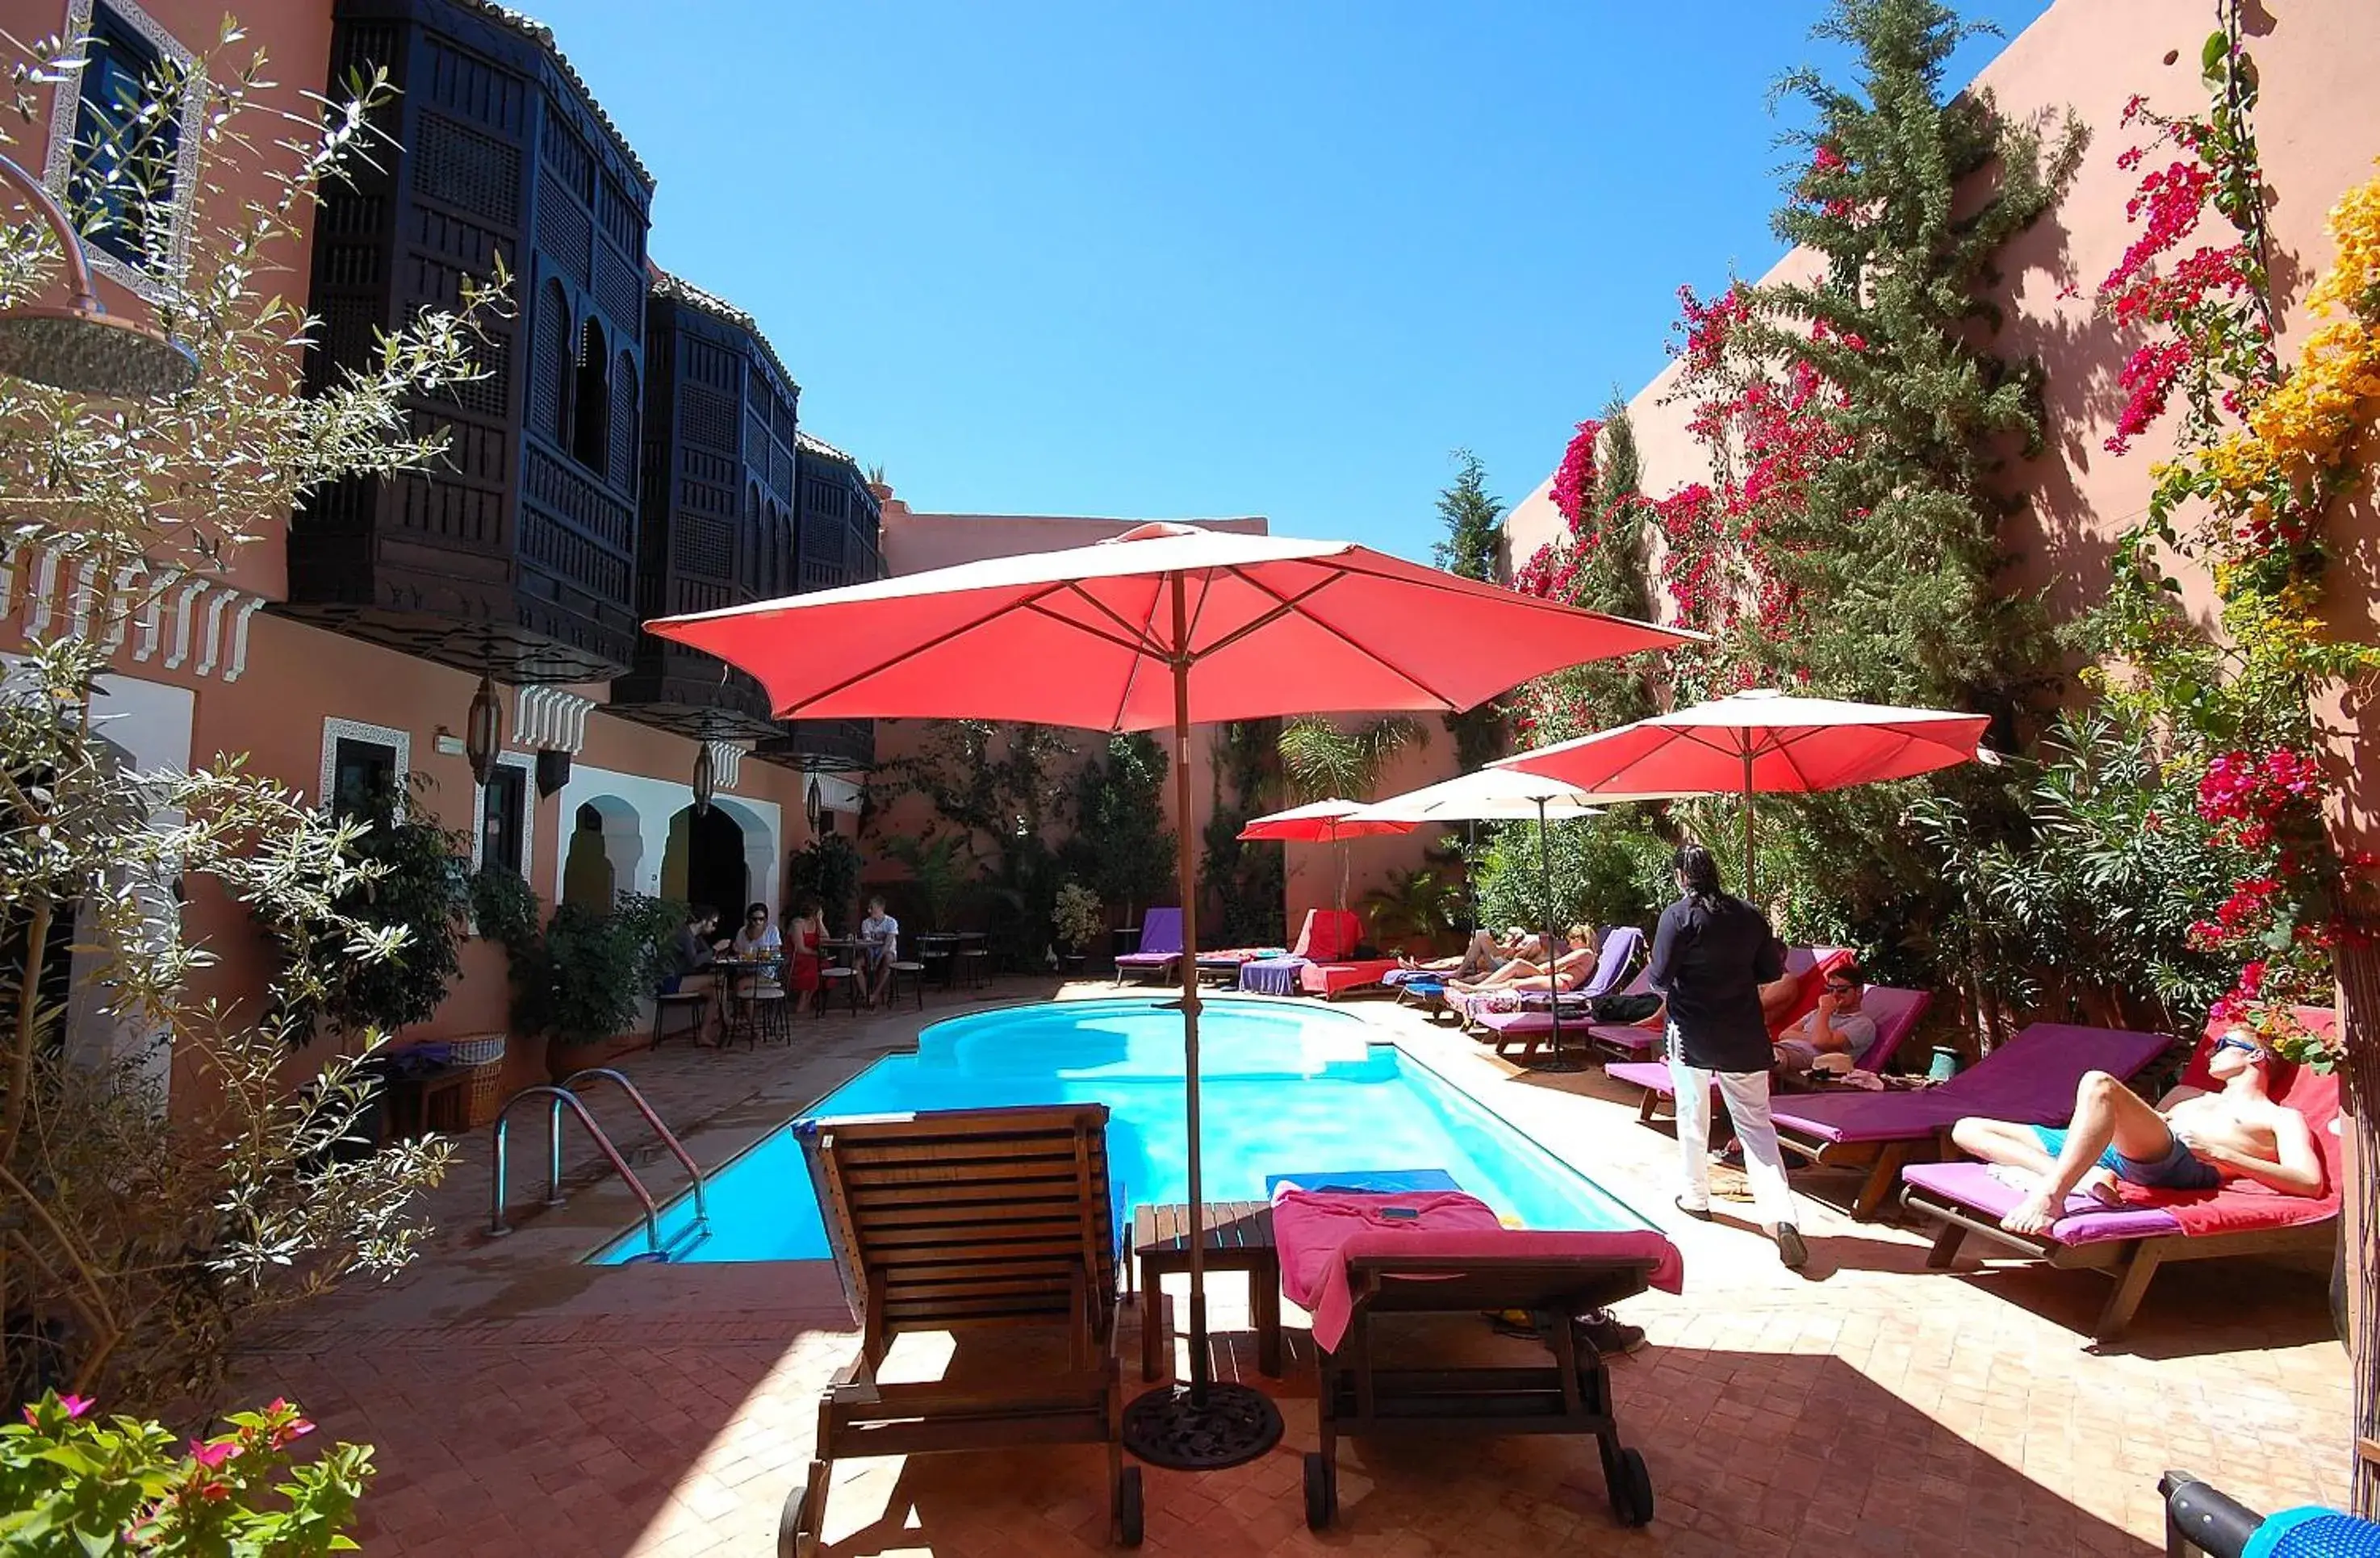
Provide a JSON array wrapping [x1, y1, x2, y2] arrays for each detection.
[[1646, 893, 1784, 1073]]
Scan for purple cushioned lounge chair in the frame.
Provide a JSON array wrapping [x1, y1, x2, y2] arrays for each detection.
[[1111, 908, 1183, 986], [1604, 984, 1932, 1129], [1458, 929, 1645, 1064], [1584, 944, 1851, 1063], [1764, 1021, 2173, 1219]]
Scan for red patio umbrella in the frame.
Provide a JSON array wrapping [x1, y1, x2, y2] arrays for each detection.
[[1495, 688, 1992, 897], [648, 521, 1695, 1466], [1238, 797, 1417, 913]]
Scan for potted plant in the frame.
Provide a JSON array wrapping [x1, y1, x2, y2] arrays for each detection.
[[787, 832, 864, 933], [1052, 882, 1104, 974], [268, 778, 472, 1049], [487, 892, 684, 1080], [884, 833, 968, 931]]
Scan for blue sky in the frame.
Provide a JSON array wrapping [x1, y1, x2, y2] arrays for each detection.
[[537, 1, 2052, 562]]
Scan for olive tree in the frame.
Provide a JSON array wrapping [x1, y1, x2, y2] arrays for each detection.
[[0, 19, 505, 1410]]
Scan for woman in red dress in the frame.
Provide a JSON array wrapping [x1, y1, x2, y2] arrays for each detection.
[[786, 898, 826, 1016]]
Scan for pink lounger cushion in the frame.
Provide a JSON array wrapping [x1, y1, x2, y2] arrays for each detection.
[[1301, 959, 1400, 997], [1271, 1188, 1684, 1353], [1608, 988, 1933, 1096], [1471, 1005, 1588, 1038], [1898, 1161, 2183, 1247]]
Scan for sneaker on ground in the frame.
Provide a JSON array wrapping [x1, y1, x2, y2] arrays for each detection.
[[1577, 1309, 1647, 1355], [1776, 1223, 1810, 1271]]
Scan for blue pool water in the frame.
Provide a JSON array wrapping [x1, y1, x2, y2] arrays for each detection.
[[589, 997, 1650, 1264]]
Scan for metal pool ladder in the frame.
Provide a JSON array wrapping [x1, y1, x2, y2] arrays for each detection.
[[487, 1067, 709, 1260]]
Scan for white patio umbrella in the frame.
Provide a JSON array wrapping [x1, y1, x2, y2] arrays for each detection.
[[1346, 766, 1629, 1064]]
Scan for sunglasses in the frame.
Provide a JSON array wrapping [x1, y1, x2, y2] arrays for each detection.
[[2215, 1034, 2266, 1059], [1825, 982, 1858, 995]]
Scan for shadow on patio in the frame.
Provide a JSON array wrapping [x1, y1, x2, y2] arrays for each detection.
[[809, 1338, 2161, 1557]]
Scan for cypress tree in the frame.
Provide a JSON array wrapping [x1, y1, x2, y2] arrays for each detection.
[[1747, 0, 2082, 725]]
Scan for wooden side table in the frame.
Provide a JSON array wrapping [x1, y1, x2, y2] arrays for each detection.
[[384, 1065, 472, 1140], [1133, 1199, 1282, 1382]]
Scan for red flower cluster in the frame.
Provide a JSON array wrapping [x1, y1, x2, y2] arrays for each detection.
[[1671, 282, 1752, 376], [2109, 340, 2190, 454], [2197, 747, 2321, 827], [1550, 418, 1604, 527]]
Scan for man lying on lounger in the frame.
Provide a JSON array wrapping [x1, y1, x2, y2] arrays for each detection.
[[1950, 1028, 2324, 1236], [1399, 926, 1529, 981], [1446, 926, 1599, 995]]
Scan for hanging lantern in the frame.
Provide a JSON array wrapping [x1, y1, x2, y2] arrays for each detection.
[[465, 672, 503, 787], [692, 740, 715, 818], [805, 775, 824, 835]]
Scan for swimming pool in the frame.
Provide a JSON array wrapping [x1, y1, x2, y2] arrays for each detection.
[[589, 996, 1650, 1264]]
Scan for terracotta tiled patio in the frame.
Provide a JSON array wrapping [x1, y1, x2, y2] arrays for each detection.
[[241, 982, 2349, 1556]]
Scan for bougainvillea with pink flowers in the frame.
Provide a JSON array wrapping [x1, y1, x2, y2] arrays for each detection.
[[0, 1392, 370, 1555], [2084, 6, 2380, 1065]]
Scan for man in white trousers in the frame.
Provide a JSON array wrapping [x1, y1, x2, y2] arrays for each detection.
[[1648, 844, 1808, 1270]]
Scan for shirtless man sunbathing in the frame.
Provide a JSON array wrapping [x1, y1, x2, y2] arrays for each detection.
[[1950, 1028, 2323, 1236], [1447, 926, 1598, 995], [1400, 927, 1527, 980]]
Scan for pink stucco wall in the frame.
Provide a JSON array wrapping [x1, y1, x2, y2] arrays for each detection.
[[1504, 0, 2380, 667]]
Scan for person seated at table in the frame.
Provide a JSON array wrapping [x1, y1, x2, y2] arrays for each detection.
[[785, 898, 826, 1016], [1949, 1027, 2324, 1236], [1772, 965, 1876, 1072], [733, 901, 782, 959], [731, 901, 784, 999], [665, 903, 726, 1044], [858, 895, 900, 1009], [1446, 926, 1600, 995]]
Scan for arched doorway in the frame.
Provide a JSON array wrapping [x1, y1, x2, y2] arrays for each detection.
[[563, 803, 616, 909], [664, 804, 748, 919]]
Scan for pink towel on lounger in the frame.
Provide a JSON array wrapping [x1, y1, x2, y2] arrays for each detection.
[[1271, 1188, 1684, 1352]]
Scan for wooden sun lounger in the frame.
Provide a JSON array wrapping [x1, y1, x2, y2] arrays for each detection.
[[781, 1105, 1142, 1556], [1306, 1250, 1661, 1531]]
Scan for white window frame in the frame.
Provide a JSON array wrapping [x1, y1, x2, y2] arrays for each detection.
[[318, 716, 410, 813], [42, 0, 207, 302], [469, 750, 537, 876]]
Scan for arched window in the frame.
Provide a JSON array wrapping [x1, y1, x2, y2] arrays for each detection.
[[534, 281, 570, 439], [772, 502, 789, 596], [610, 351, 639, 493], [570, 317, 609, 471]]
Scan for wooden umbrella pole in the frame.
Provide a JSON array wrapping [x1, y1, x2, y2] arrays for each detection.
[[1169, 572, 1211, 1402], [1539, 795, 1563, 1058]]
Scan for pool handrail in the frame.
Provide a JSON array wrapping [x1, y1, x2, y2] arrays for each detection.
[[489, 1084, 661, 1255], [562, 1067, 709, 1240]]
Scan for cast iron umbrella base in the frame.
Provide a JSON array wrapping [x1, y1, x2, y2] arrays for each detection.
[[1121, 1381, 1283, 1470]]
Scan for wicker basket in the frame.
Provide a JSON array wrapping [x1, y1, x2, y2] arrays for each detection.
[[446, 1032, 507, 1069], [465, 1059, 505, 1128]]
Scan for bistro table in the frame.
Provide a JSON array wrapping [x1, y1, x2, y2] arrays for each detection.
[[917, 931, 960, 988], [713, 954, 784, 1046], [815, 938, 864, 1015]]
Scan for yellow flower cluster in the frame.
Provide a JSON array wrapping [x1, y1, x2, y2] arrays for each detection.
[[2199, 162, 2380, 520]]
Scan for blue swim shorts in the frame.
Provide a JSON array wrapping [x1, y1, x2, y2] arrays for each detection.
[[2029, 1125, 2222, 1192]]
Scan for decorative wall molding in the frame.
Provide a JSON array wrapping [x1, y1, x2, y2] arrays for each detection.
[[0, 547, 263, 683], [41, 0, 209, 304], [707, 738, 751, 790], [318, 716, 412, 808], [515, 684, 595, 754]]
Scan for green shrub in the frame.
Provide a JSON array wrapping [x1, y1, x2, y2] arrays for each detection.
[[1470, 816, 1671, 937], [268, 780, 471, 1039], [0, 1393, 368, 1556]]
